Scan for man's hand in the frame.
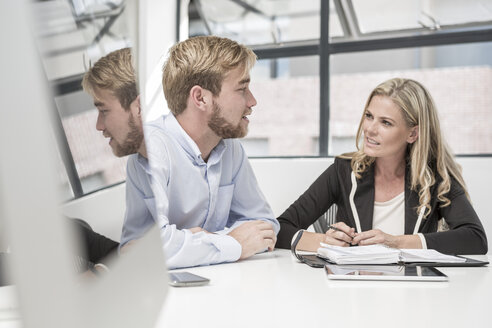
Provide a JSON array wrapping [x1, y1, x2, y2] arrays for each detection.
[[228, 221, 277, 260], [323, 221, 355, 247]]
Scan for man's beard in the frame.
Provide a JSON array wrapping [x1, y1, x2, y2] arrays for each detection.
[[113, 114, 144, 157], [207, 102, 248, 139]]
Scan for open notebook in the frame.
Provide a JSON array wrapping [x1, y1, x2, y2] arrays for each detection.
[[317, 244, 467, 265]]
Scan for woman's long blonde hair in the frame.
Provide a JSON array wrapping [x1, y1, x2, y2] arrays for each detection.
[[345, 78, 468, 217]]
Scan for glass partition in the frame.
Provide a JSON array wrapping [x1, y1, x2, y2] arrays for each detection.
[[32, 0, 135, 196]]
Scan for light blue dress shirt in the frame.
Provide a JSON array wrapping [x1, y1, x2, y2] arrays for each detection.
[[121, 114, 279, 269]]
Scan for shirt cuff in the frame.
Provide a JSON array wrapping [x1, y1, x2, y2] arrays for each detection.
[[416, 233, 427, 249], [213, 227, 232, 235], [209, 233, 242, 262]]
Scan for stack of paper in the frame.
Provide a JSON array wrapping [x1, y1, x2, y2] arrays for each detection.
[[399, 249, 466, 263], [317, 244, 400, 264], [317, 244, 466, 265]]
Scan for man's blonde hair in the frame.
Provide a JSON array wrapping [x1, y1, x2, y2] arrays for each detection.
[[162, 36, 257, 116], [82, 47, 137, 110], [343, 78, 468, 217]]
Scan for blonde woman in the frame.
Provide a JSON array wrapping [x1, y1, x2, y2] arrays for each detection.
[[277, 78, 487, 255]]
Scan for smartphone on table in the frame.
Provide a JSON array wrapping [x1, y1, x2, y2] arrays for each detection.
[[168, 271, 210, 287]]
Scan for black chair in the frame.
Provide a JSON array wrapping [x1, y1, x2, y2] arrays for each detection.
[[312, 204, 338, 233]]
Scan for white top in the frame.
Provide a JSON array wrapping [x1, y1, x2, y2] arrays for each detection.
[[372, 191, 405, 235]]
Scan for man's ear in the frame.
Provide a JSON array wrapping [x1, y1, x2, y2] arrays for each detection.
[[189, 85, 210, 112], [130, 95, 141, 116], [407, 126, 419, 144]]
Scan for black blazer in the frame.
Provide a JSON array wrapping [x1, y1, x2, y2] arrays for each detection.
[[276, 157, 488, 255]]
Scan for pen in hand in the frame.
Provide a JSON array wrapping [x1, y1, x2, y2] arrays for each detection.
[[328, 225, 355, 246]]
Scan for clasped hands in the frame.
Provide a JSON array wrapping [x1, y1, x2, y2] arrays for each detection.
[[325, 222, 399, 248]]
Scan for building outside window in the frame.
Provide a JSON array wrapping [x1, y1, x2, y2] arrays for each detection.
[[189, 0, 492, 157]]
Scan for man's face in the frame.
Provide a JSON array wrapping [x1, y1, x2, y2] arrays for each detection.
[[207, 66, 257, 139], [93, 88, 143, 157]]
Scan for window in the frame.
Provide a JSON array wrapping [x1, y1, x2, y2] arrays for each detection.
[[329, 43, 492, 155], [28, 0, 492, 198], [191, 0, 322, 44], [188, 0, 492, 157], [352, 0, 492, 34], [247, 56, 320, 156]]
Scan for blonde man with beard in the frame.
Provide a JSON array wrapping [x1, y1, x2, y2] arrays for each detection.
[[119, 36, 279, 269]]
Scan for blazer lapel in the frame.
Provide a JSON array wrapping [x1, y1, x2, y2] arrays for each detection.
[[353, 165, 375, 232], [404, 165, 419, 234]]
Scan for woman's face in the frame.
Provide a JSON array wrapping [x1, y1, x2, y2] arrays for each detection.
[[362, 95, 417, 160]]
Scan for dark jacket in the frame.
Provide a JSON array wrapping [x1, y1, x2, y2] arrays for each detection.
[[277, 157, 488, 255]]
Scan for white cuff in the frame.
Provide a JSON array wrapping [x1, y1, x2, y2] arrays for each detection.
[[210, 234, 242, 262], [94, 263, 110, 273], [213, 227, 232, 235], [417, 233, 427, 249], [291, 230, 304, 247]]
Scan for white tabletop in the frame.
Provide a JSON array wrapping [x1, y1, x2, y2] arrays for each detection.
[[0, 250, 490, 328], [156, 249, 492, 328]]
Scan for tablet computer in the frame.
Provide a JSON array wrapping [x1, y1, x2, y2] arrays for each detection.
[[325, 264, 448, 281]]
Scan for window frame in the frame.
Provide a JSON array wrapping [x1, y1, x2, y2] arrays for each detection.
[[55, 0, 492, 198], [186, 0, 492, 157]]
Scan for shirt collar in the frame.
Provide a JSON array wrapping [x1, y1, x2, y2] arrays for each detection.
[[208, 139, 226, 166], [164, 114, 227, 165], [136, 153, 152, 174]]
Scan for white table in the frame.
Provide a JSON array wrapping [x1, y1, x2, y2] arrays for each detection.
[[156, 249, 492, 328], [0, 250, 490, 328], [0, 286, 20, 328]]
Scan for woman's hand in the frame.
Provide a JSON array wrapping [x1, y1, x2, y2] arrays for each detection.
[[352, 229, 398, 248], [323, 222, 356, 247], [352, 231, 423, 249]]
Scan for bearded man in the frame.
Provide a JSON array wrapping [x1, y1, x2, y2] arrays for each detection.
[[119, 36, 279, 269]]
